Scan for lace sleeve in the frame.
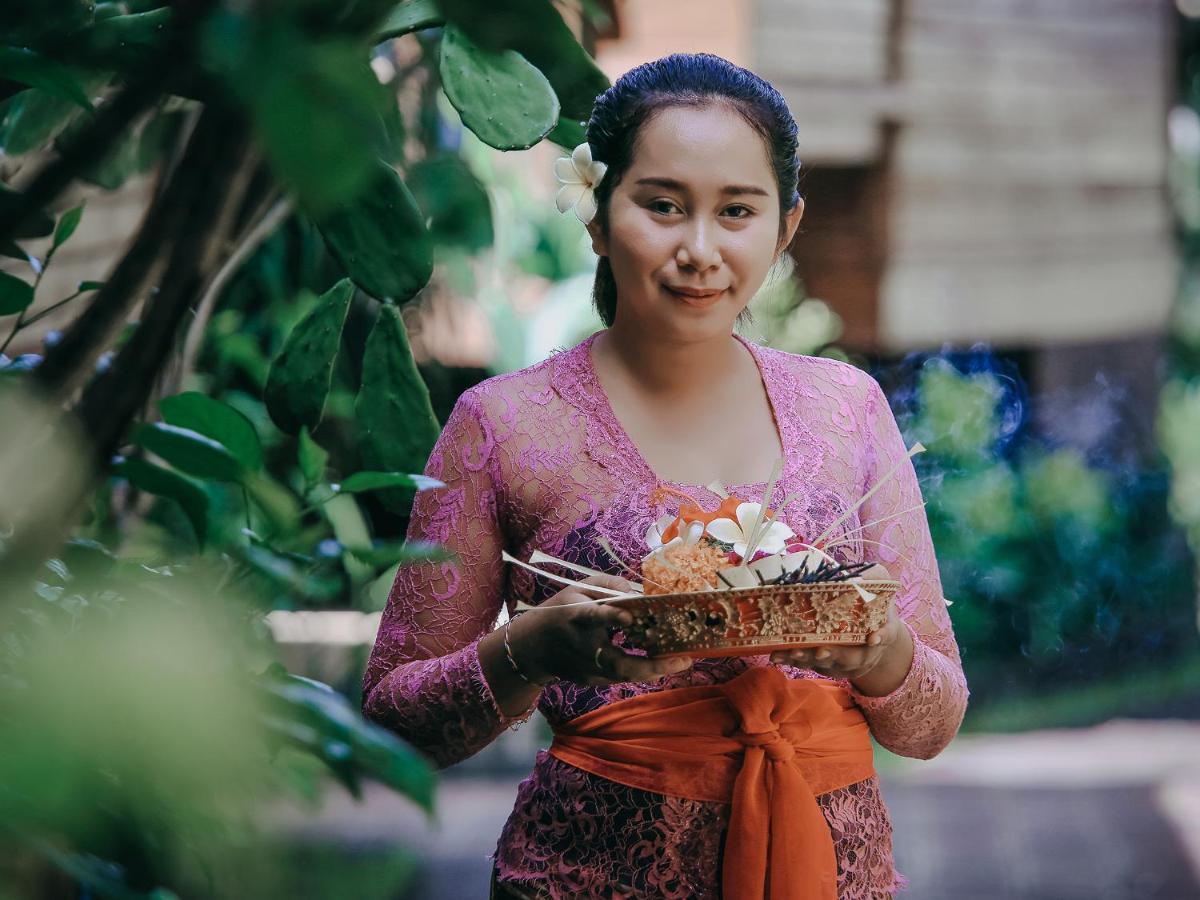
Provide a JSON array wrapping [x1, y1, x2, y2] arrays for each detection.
[[845, 374, 970, 760], [360, 388, 538, 769]]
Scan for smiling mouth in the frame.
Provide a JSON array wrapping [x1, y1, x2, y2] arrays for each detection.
[[664, 285, 727, 302]]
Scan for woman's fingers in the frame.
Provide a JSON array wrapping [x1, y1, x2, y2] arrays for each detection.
[[590, 646, 692, 684]]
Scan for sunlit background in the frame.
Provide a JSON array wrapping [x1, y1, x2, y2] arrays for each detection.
[[3, 1, 1200, 898]]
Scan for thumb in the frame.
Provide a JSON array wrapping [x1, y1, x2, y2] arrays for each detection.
[[578, 573, 636, 593]]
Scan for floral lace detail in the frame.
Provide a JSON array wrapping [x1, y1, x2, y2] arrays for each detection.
[[361, 331, 969, 897]]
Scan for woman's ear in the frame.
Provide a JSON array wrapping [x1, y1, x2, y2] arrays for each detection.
[[777, 197, 805, 256], [585, 218, 608, 257]]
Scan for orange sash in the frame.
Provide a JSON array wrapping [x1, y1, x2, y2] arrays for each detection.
[[548, 666, 875, 900]]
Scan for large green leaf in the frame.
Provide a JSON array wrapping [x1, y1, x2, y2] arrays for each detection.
[[0, 47, 93, 110], [438, 24, 559, 151], [0, 84, 94, 157], [132, 422, 244, 482], [113, 456, 209, 546], [65, 8, 173, 73], [263, 279, 354, 435], [257, 666, 436, 810], [203, 11, 390, 214], [354, 305, 440, 513], [406, 154, 493, 252], [160, 392, 264, 471], [0, 269, 33, 315], [315, 160, 432, 302], [0, 0, 95, 48], [436, 0, 609, 122], [375, 0, 442, 41]]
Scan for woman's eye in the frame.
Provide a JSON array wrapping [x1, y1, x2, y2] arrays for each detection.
[[649, 200, 679, 215], [724, 205, 753, 219]]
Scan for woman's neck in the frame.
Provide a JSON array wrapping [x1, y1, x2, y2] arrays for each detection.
[[594, 322, 743, 400]]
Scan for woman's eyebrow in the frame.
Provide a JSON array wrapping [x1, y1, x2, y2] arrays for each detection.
[[634, 176, 769, 197]]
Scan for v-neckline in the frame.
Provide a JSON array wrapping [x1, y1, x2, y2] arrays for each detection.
[[579, 330, 788, 497]]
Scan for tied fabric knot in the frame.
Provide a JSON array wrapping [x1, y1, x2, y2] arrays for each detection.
[[737, 728, 795, 762], [547, 664, 875, 900]]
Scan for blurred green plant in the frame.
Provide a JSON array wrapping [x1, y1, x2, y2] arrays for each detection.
[[0, 0, 612, 893], [888, 358, 1196, 707], [1165, 14, 1200, 583]]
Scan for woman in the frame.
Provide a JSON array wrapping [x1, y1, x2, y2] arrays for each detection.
[[362, 53, 969, 899]]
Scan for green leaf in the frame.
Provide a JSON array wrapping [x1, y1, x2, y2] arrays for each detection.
[[132, 422, 244, 482], [264, 279, 354, 434], [113, 456, 209, 546], [243, 471, 303, 533], [315, 159, 432, 303], [0, 239, 28, 263], [51, 202, 84, 250], [438, 24, 559, 151], [298, 427, 328, 491], [547, 113, 588, 151], [78, 280, 104, 291], [343, 540, 455, 567], [354, 305, 441, 514], [0, 72, 109, 158], [159, 391, 264, 471], [323, 494, 374, 584], [258, 669, 436, 811], [375, 0, 443, 41], [231, 543, 342, 601], [0, 47, 94, 111], [437, 0, 610, 121], [0, 183, 54, 238], [0, 270, 34, 315], [203, 11, 390, 214], [335, 471, 444, 494], [406, 154, 493, 252], [65, 8, 174, 73]]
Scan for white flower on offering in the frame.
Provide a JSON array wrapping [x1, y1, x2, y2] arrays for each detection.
[[705, 502, 795, 559], [554, 142, 607, 224], [642, 515, 705, 562]]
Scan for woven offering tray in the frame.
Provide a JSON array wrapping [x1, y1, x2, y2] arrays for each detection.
[[604, 580, 898, 658], [503, 447, 925, 661]]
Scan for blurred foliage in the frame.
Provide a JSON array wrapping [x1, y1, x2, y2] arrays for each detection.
[[882, 354, 1196, 708], [0, 0, 613, 894], [1166, 14, 1200, 574]]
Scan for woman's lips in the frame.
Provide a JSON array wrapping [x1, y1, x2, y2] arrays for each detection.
[[664, 285, 726, 306]]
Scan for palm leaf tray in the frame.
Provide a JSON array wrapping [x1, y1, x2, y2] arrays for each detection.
[[499, 445, 931, 659]]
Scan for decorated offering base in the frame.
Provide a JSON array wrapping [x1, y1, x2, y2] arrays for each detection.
[[503, 448, 924, 661], [607, 581, 897, 658]]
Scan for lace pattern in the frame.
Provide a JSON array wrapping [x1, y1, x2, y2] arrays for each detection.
[[362, 331, 969, 897]]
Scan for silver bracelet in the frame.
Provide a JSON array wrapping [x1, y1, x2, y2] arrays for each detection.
[[502, 616, 545, 686]]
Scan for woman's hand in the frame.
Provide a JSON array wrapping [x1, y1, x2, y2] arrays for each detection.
[[769, 597, 906, 684], [509, 574, 694, 686]]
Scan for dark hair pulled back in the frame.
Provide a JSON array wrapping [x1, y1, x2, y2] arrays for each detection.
[[585, 52, 803, 328]]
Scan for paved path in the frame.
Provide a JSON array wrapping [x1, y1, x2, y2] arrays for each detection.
[[264, 719, 1200, 898]]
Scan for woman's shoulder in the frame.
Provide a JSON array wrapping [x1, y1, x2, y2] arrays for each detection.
[[451, 340, 578, 421], [748, 339, 881, 401]]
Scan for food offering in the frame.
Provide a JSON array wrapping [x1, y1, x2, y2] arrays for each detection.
[[503, 448, 924, 659]]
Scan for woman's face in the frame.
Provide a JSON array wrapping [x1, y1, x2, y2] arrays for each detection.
[[587, 102, 804, 342]]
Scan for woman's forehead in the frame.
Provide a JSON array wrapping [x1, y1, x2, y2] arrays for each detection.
[[628, 104, 774, 191]]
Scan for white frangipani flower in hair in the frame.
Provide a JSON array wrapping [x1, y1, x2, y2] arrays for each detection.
[[705, 502, 795, 559], [554, 141, 607, 224]]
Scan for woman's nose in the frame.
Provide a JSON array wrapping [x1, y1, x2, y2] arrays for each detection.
[[676, 219, 721, 271]]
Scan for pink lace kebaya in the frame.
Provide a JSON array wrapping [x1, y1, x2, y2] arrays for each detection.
[[362, 330, 970, 899]]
